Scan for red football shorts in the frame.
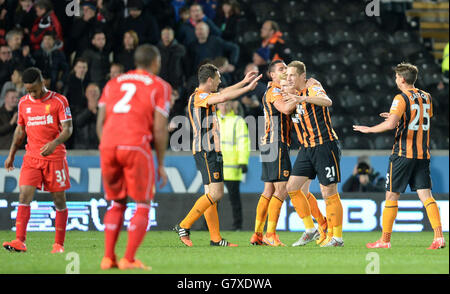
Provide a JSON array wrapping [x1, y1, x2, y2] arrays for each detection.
[[19, 156, 71, 192], [100, 146, 155, 202]]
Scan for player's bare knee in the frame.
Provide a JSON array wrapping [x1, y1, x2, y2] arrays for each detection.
[[262, 184, 275, 198], [274, 183, 288, 200], [301, 185, 309, 196], [52, 192, 67, 210], [285, 181, 296, 193], [416, 189, 432, 204], [209, 192, 223, 202], [385, 191, 400, 201], [19, 193, 33, 205], [320, 183, 337, 198]]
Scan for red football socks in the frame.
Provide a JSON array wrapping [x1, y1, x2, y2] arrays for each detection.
[[103, 202, 127, 259], [124, 204, 150, 262], [55, 208, 68, 246], [16, 204, 31, 242]]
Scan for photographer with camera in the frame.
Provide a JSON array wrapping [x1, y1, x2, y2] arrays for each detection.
[[343, 156, 385, 193]]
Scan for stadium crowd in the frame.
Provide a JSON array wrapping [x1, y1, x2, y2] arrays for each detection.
[[0, 0, 448, 150]]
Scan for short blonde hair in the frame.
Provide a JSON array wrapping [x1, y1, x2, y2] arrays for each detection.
[[288, 61, 306, 75]]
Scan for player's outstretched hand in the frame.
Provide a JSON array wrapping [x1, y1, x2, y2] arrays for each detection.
[[157, 165, 168, 189], [40, 141, 57, 157], [246, 74, 263, 90], [353, 125, 371, 133], [243, 71, 258, 84], [4, 155, 14, 171]]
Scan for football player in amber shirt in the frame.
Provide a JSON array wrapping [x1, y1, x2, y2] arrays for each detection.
[[96, 45, 171, 270], [285, 61, 344, 248], [3, 67, 73, 254], [174, 63, 261, 247], [354, 62, 444, 250]]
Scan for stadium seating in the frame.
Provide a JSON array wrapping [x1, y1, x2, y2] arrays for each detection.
[[246, 0, 448, 150]]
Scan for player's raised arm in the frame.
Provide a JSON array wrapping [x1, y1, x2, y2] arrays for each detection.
[[220, 70, 258, 94], [354, 93, 405, 134], [4, 125, 26, 171], [207, 74, 262, 105], [273, 79, 300, 115], [40, 120, 73, 157], [353, 113, 401, 134]]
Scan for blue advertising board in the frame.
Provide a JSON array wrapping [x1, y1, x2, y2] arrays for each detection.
[[0, 153, 448, 194]]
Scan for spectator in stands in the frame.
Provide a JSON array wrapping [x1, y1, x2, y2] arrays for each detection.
[[0, 0, 12, 32], [150, 0, 177, 30], [73, 83, 100, 149], [342, 156, 385, 193], [252, 47, 270, 84], [211, 56, 235, 87], [0, 69, 26, 106], [215, 0, 241, 42], [179, 6, 190, 23], [96, 0, 125, 26], [0, 89, 18, 149], [157, 26, 186, 98], [0, 44, 14, 87], [114, 30, 138, 72], [33, 31, 69, 91], [172, 0, 187, 23], [12, 0, 36, 35], [64, 58, 89, 117], [109, 63, 124, 80], [186, 21, 239, 75], [64, 58, 89, 149], [81, 30, 111, 88], [118, 0, 159, 46], [239, 63, 264, 118], [177, 3, 222, 46], [69, 1, 110, 58], [5, 29, 35, 69], [30, 0, 63, 51], [259, 20, 292, 63], [197, 0, 218, 20]]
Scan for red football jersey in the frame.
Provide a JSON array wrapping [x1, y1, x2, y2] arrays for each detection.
[[17, 91, 72, 160], [98, 69, 172, 148]]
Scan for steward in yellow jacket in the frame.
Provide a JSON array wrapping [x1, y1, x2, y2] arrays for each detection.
[[217, 101, 250, 230]]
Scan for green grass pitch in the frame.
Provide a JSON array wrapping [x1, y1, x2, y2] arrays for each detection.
[[0, 231, 448, 274]]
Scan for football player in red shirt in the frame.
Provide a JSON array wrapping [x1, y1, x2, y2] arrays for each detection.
[[96, 44, 171, 270], [3, 67, 73, 254]]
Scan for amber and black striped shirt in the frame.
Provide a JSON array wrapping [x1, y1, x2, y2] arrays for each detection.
[[188, 88, 221, 154], [389, 88, 433, 159], [261, 82, 292, 146], [291, 85, 338, 148]]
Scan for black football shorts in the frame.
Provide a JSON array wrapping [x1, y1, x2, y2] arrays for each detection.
[[260, 142, 292, 182], [291, 140, 342, 186], [385, 154, 432, 193], [194, 151, 224, 185]]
